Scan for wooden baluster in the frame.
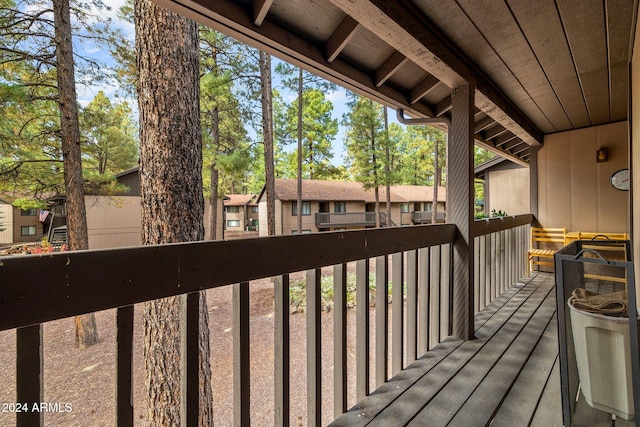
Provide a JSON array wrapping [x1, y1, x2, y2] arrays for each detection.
[[233, 283, 250, 426], [429, 246, 441, 349], [274, 275, 290, 425], [16, 324, 42, 427], [333, 265, 347, 416], [117, 306, 134, 427], [417, 248, 430, 357], [406, 250, 418, 365], [375, 255, 389, 387], [392, 252, 404, 375], [307, 269, 321, 427], [356, 259, 370, 400]]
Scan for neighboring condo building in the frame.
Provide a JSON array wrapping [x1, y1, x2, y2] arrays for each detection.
[[256, 179, 446, 236], [223, 194, 259, 238]]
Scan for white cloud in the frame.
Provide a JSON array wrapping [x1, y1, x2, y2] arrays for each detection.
[[327, 88, 348, 103]]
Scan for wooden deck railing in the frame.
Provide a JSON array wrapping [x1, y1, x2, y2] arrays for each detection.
[[472, 214, 533, 313], [0, 214, 533, 426]]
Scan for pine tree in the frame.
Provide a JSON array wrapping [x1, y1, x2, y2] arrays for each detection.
[[135, 1, 213, 424]]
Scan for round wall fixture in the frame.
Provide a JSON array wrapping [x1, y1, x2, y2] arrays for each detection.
[[610, 168, 629, 191]]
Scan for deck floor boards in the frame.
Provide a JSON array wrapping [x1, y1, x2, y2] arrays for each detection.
[[330, 272, 557, 427], [330, 272, 636, 427], [490, 316, 559, 427], [404, 278, 555, 426]]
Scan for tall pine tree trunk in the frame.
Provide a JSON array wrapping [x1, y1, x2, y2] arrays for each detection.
[[208, 164, 219, 240], [296, 67, 303, 233], [208, 96, 220, 241], [384, 107, 391, 226], [135, 1, 213, 424], [370, 100, 380, 228], [432, 136, 439, 224], [260, 51, 276, 236], [53, 0, 98, 349]]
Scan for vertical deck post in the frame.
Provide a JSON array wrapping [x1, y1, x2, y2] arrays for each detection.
[[449, 80, 475, 340], [529, 145, 540, 220], [16, 324, 43, 427]]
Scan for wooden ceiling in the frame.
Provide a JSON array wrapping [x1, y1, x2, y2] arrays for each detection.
[[156, 0, 637, 166]]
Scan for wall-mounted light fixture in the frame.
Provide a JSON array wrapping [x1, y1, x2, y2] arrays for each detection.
[[596, 146, 608, 162]]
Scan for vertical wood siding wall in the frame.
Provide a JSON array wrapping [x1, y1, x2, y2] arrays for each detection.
[[538, 121, 628, 233]]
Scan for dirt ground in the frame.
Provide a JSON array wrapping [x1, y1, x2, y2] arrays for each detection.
[[0, 267, 380, 426]]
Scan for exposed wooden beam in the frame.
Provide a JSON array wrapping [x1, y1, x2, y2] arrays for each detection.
[[410, 75, 440, 104], [328, 0, 467, 86], [375, 51, 408, 87], [326, 16, 359, 63], [504, 139, 523, 152], [484, 124, 508, 140], [511, 143, 530, 155], [473, 138, 529, 168], [155, 0, 435, 118], [475, 86, 542, 146], [435, 97, 452, 117], [327, 0, 543, 145], [494, 133, 518, 147], [253, 0, 273, 26], [474, 116, 495, 133]]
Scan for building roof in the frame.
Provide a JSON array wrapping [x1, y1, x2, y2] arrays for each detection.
[[224, 194, 258, 206], [390, 185, 447, 203], [474, 157, 525, 180], [258, 179, 446, 204]]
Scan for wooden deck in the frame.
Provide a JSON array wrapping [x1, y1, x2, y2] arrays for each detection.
[[330, 272, 634, 427]]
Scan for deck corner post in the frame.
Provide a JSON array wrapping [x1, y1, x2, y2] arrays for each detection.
[[529, 144, 540, 220], [450, 79, 476, 340]]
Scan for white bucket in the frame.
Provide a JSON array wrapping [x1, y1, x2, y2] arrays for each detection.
[[569, 301, 637, 420]]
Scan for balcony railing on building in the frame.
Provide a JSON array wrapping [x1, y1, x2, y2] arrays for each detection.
[[315, 211, 395, 228], [411, 210, 446, 224]]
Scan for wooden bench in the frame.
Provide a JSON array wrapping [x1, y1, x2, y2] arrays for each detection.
[[527, 227, 566, 274]]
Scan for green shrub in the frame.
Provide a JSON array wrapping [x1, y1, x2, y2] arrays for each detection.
[[289, 272, 396, 313]]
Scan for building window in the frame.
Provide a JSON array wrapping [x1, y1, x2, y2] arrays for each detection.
[[226, 206, 240, 213], [400, 203, 409, 213], [292, 229, 312, 234], [291, 201, 311, 216], [227, 220, 240, 227], [21, 208, 37, 216], [334, 202, 346, 213], [425, 202, 433, 211], [21, 225, 37, 236], [251, 206, 259, 213]]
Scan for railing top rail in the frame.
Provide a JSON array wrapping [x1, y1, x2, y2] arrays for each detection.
[[0, 223, 456, 331], [471, 213, 534, 237]]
